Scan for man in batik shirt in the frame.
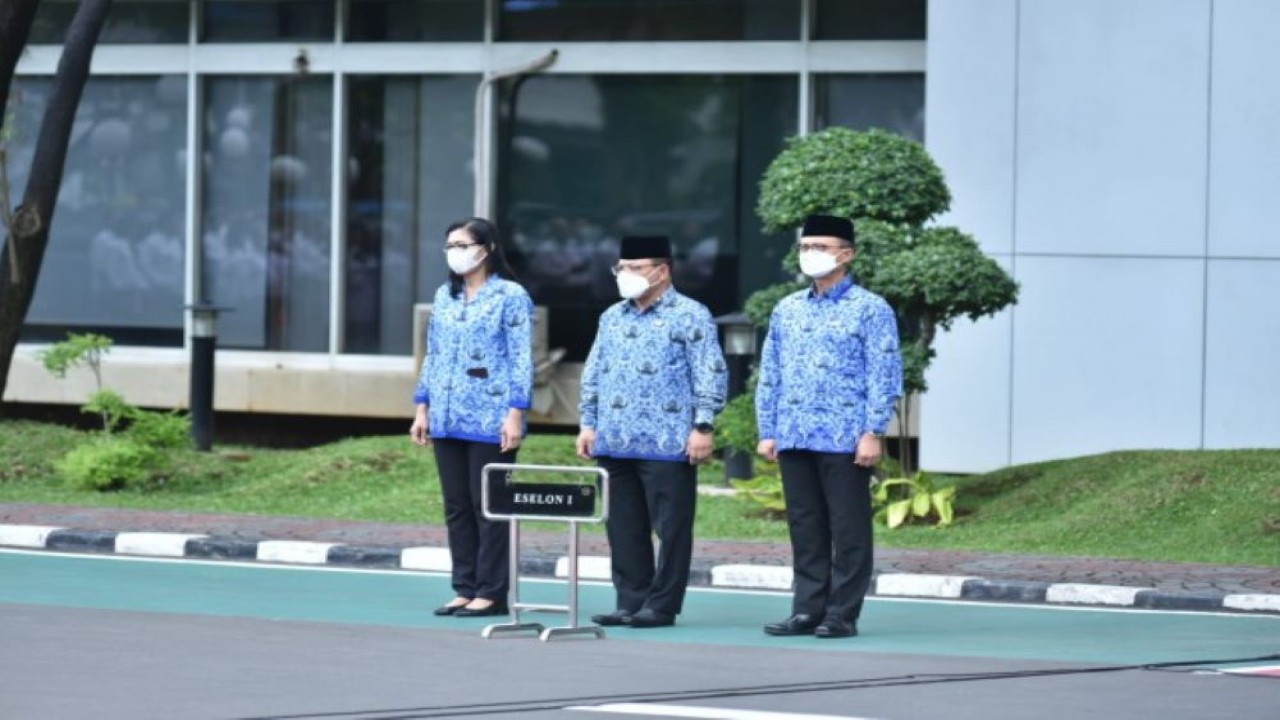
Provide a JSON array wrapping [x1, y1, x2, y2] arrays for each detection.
[[577, 235, 728, 629], [756, 214, 903, 639]]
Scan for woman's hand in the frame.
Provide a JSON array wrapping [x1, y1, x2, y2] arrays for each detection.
[[500, 409, 524, 453], [410, 405, 431, 447]]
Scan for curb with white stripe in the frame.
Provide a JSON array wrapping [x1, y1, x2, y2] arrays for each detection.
[[2, 523, 1277, 615]]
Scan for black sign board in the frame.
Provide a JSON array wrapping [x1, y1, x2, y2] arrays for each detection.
[[488, 479, 598, 519]]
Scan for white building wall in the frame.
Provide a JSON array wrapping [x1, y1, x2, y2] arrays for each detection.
[[922, 0, 1280, 472]]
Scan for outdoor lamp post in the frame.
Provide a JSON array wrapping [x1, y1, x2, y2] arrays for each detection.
[[714, 312, 758, 483], [186, 303, 230, 452]]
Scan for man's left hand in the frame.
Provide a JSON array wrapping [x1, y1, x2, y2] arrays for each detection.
[[686, 430, 714, 465], [855, 432, 883, 467]]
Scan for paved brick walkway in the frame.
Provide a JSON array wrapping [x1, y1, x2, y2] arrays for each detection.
[[3, 503, 1276, 595]]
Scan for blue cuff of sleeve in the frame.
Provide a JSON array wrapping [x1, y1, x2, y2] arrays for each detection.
[[509, 399, 532, 411], [413, 392, 429, 405]]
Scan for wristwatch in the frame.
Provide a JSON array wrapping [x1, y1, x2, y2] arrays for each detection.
[[694, 422, 715, 434]]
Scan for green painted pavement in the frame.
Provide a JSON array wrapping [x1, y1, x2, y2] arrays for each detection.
[[3, 550, 1277, 666]]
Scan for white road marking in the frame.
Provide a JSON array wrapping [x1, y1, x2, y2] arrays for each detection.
[[256, 540, 337, 565], [875, 573, 976, 599], [1220, 664, 1280, 676], [568, 703, 878, 720], [115, 532, 206, 558], [1045, 583, 1144, 606], [555, 555, 612, 580], [0, 525, 63, 548]]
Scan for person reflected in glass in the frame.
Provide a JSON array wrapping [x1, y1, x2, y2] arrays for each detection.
[[576, 235, 728, 629], [756, 215, 903, 639], [410, 217, 534, 618]]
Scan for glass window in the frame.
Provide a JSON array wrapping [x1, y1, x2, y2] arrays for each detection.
[[346, 0, 483, 41], [499, 0, 800, 41], [202, 76, 333, 352], [346, 75, 476, 355], [29, 0, 189, 44], [202, 1, 334, 42], [816, 73, 925, 142], [812, 0, 926, 40], [497, 74, 797, 361], [8, 76, 188, 346]]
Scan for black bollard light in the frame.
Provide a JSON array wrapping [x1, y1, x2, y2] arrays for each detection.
[[714, 312, 758, 484], [186, 303, 230, 452]]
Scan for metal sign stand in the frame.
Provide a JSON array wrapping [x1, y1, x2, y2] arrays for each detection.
[[479, 463, 609, 642]]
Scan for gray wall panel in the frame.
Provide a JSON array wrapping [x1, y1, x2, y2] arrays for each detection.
[[1015, 0, 1211, 257], [925, 0, 1017, 255], [1203, 260, 1280, 447], [1208, 0, 1280, 258], [919, 256, 1014, 473], [1009, 256, 1205, 464]]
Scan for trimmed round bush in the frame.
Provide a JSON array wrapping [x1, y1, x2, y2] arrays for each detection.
[[757, 127, 951, 231]]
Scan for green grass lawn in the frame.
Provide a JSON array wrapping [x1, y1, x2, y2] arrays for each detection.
[[1, 419, 1277, 565]]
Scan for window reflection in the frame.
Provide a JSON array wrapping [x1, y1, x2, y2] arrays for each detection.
[[202, 0, 334, 42], [812, 0, 926, 40], [29, 1, 189, 44], [346, 0, 483, 41], [500, 0, 800, 41], [346, 75, 476, 355], [10, 76, 188, 345], [202, 77, 333, 352], [498, 74, 796, 361], [816, 73, 926, 141]]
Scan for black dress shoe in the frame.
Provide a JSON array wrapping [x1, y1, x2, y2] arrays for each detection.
[[433, 602, 469, 617], [591, 609, 634, 626], [627, 608, 675, 628], [763, 613, 821, 636], [814, 617, 857, 638], [453, 601, 508, 618]]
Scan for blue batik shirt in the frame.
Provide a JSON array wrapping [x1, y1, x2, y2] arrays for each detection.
[[579, 288, 728, 462], [756, 275, 903, 453], [414, 276, 535, 445]]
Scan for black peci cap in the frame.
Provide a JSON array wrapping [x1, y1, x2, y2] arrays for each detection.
[[620, 235, 672, 260], [801, 214, 855, 244]]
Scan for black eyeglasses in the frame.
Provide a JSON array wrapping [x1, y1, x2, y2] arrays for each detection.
[[610, 262, 659, 276], [795, 242, 850, 253], [443, 242, 481, 251]]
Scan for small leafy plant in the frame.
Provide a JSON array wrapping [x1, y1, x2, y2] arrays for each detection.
[[873, 471, 956, 529], [55, 437, 160, 492], [37, 333, 192, 490], [730, 467, 786, 517]]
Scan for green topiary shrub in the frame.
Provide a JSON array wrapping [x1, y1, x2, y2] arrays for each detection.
[[744, 129, 1020, 473], [757, 127, 951, 231]]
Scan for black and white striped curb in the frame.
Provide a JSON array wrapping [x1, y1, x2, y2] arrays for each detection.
[[4, 524, 1277, 615]]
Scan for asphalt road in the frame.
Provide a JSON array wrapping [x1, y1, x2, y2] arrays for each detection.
[[2, 550, 1278, 720]]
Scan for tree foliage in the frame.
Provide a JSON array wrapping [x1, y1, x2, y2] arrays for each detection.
[[757, 127, 951, 230], [719, 127, 1020, 471], [1, 0, 114, 410]]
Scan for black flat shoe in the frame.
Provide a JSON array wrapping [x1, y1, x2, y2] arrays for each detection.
[[591, 609, 634, 626], [627, 608, 675, 628], [763, 613, 821, 636], [814, 617, 857, 638], [433, 600, 471, 616], [453, 601, 508, 618]]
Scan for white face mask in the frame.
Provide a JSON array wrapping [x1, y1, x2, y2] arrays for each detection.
[[446, 246, 485, 275], [798, 249, 843, 279], [616, 269, 655, 300]]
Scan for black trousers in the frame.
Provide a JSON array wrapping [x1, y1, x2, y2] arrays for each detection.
[[433, 439, 516, 601], [778, 450, 874, 623], [598, 457, 697, 616]]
